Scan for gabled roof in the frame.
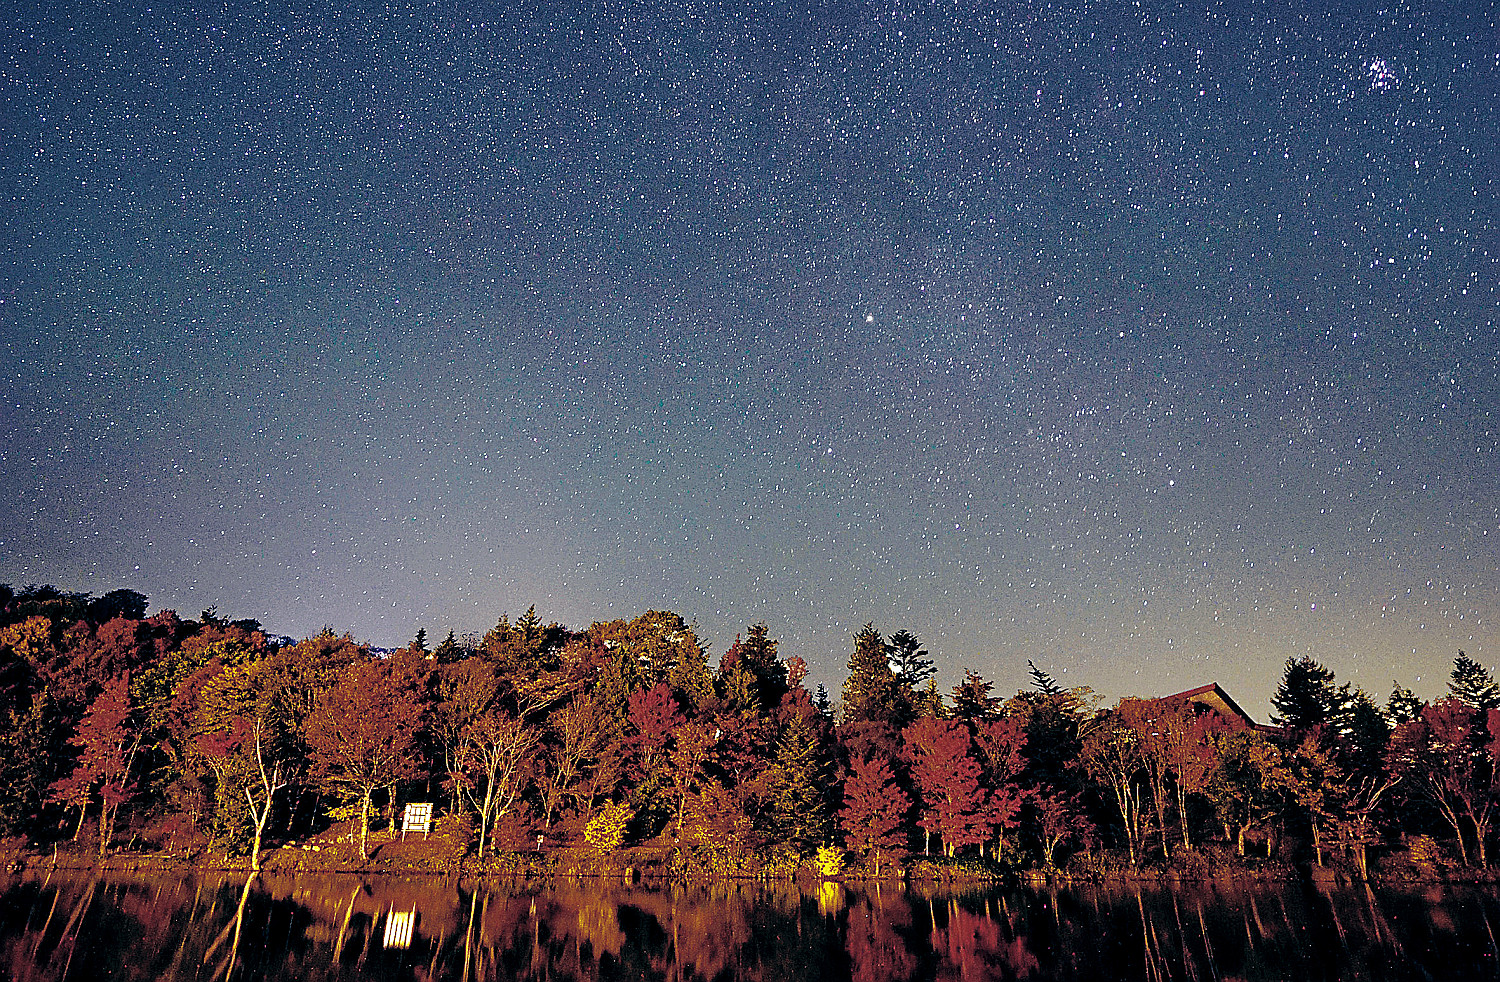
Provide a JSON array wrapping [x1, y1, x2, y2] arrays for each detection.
[[1153, 682, 1261, 730]]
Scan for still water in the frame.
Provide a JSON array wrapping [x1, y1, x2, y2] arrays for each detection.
[[0, 868, 1495, 981]]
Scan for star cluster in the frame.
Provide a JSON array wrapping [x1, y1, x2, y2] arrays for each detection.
[[1, 1, 1494, 716]]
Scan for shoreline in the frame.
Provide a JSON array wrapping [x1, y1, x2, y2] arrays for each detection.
[[4, 840, 1492, 889]]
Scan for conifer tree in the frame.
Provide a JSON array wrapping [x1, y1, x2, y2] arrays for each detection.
[[951, 670, 998, 722], [432, 630, 461, 664], [1270, 656, 1337, 731], [1027, 659, 1062, 696], [738, 623, 788, 709], [760, 713, 830, 848], [1385, 682, 1425, 725], [841, 624, 897, 725], [1448, 651, 1500, 710]]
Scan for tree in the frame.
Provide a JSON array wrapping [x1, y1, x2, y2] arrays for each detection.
[[665, 720, 717, 840], [904, 717, 990, 857], [429, 657, 501, 815], [1386, 682, 1425, 726], [183, 659, 296, 865], [1286, 733, 1399, 877], [483, 606, 570, 687], [196, 713, 288, 872], [736, 623, 789, 710], [538, 695, 612, 829], [887, 630, 934, 723], [1027, 660, 1063, 697], [1031, 789, 1094, 869], [1115, 698, 1175, 859], [839, 754, 910, 874], [841, 625, 897, 725], [973, 715, 1028, 856], [1270, 656, 1337, 732], [304, 658, 427, 858], [951, 670, 999, 723], [1158, 705, 1230, 851], [86, 589, 148, 623], [0, 688, 57, 838], [1204, 730, 1293, 857], [51, 675, 141, 854], [455, 707, 540, 856], [760, 712, 831, 849], [1078, 709, 1148, 865], [432, 630, 462, 664], [1388, 699, 1498, 866], [1449, 651, 1500, 710]]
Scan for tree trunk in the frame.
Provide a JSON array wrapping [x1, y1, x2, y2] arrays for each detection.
[[1176, 786, 1192, 851], [97, 802, 112, 856], [359, 791, 372, 859]]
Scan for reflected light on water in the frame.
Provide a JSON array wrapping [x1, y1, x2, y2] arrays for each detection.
[[0, 871, 1496, 981]]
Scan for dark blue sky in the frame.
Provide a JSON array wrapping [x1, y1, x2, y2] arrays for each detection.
[[2, 1, 1495, 716]]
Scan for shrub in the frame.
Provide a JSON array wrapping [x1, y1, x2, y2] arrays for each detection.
[[585, 803, 634, 852]]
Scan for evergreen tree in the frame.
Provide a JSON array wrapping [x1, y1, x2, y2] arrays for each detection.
[[1027, 659, 1063, 696], [432, 630, 461, 664], [1270, 656, 1337, 731], [1385, 682, 1425, 725], [760, 713, 830, 848], [813, 684, 832, 718], [951, 670, 998, 722], [841, 624, 898, 725], [1333, 687, 1391, 778], [738, 622, 788, 709], [888, 630, 934, 689], [1448, 651, 1500, 710]]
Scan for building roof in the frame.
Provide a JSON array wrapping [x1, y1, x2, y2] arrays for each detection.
[[1154, 682, 1261, 730]]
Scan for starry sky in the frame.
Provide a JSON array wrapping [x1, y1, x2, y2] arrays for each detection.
[[1, 1, 1495, 718]]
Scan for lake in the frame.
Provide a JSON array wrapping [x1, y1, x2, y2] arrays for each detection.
[[0, 869, 1495, 980]]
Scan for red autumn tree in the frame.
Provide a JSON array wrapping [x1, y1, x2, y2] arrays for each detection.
[[304, 658, 427, 858], [903, 717, 990, 857], [1388, 698, 1498, 866], [49, 675, 141, 854], [626, 682, 688, 829], [839, 753, 910, 873], [1031, 788, 1096, 869], [974, 715, 1028, 856]]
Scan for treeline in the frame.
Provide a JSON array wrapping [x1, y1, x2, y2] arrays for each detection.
[[1, 582, 1496, 878]]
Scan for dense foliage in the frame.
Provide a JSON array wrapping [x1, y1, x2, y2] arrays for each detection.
[[2, 583, 1496, 877]]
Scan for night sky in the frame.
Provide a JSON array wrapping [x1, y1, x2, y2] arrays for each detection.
[[2, 2, 1495, 718]]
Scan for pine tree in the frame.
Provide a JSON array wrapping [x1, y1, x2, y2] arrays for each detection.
[[841, 624, 897, 725], [432, 630, 461, 664], [1385, 682, 1425, 725], [738, 623, 788, 709], [1270, 656, 1337, 731], [1027, 659, 1063, 696], [951, 670, 998, 722], [1448, 651, 1500, 710], [760, 713, 830, 849]]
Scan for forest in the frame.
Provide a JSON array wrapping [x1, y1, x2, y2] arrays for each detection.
[[0, 582, 1496, 880]]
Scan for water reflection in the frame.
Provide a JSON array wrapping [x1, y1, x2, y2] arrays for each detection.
[[0, 869, 1496, 980]]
